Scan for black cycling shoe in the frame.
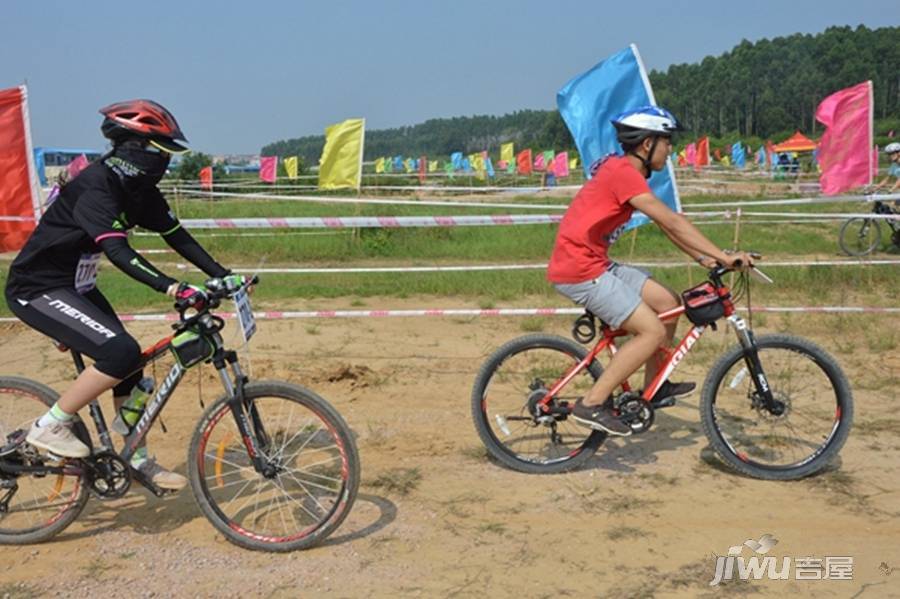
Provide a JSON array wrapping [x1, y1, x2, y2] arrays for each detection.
[[649, 381, 696, 409], [572, 398, 632, 436]]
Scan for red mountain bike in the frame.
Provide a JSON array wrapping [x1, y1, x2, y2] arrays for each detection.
[[0, 277, 359, 551], [471, 263, 853, 480]]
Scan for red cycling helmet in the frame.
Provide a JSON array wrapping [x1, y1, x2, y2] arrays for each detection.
[[99, 99, 189, 153]]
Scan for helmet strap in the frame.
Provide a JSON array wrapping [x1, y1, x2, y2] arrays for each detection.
[[627, 136, 659, 179]]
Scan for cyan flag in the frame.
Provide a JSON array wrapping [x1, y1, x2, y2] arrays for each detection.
[[462, 158, 472, 173], [756, 146, 766, 165], [451, 152, 463, 170], [557, 44, 680, 230], [485, 157, 495, 178], [393, 155, 404, 171], [731, 142, 746, 168]]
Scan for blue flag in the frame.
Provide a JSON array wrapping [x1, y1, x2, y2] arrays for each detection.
[[462, 158, 472, 173], [485, 157, 495, 178], [393, 155, 404, 171], [451, 152, 463, 170], [557, 44, 680, 231], [731, 142, 746, 168]]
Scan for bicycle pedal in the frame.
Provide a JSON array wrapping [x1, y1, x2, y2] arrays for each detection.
[[0, 430, 27, 457]]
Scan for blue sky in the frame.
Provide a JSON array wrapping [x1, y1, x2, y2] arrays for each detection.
[[2, 0, 896, 154]]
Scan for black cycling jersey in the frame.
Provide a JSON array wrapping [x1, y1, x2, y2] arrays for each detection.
[[6, 160, 227, 298]]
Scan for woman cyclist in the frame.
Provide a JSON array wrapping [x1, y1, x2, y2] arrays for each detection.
[[5, 100, 246, 490], [547, 106, 754, 435]]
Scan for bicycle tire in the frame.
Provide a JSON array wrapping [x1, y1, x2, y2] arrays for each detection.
[[471, 334, 606, 474], [699, 335, 853, 480], [0, 376, 90, 544], [838, 217, 881, 256], [188, 380, 359, 552]]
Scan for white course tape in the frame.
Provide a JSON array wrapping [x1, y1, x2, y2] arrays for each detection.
[[2, 305, 896, 324], [171, 258, 900, 274], [178, 214, 563, 229], [173, 188, 569, 210]]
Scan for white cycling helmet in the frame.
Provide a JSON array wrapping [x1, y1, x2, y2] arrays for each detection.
[[611, 106, 683, 177], [885, 142, 900, 154]]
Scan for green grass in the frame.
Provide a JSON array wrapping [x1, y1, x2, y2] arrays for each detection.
[[2, 192, 897, 316]]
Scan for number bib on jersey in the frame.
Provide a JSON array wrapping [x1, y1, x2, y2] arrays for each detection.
[[74, 253, 101, 294]]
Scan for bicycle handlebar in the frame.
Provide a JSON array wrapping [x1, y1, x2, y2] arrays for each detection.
[[173, 276, 260, 329]]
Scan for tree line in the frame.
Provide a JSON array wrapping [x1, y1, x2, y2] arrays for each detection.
[[261, 25, 899, 163]]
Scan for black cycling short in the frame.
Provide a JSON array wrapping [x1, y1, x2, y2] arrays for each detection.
[[5, 287, 142, 394]]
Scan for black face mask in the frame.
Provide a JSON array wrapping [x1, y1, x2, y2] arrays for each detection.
[[104, 141, 170, 191]]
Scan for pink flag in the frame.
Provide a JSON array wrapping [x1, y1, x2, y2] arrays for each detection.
[[67, 154, 90, 179], [550, 152, 569, 177], [259, 156, 277, 183], [816, 81, 873, 195], [685, 143, 697, 166], [497, 160, 508, 170], [533, 153, 545, 171]]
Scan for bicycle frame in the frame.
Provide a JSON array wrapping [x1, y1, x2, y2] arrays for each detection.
[[71, 315, 272, 487], [537, 279, 777, 414]]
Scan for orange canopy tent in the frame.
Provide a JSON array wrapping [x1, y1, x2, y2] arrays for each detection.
[[772, 131, 817, 153]]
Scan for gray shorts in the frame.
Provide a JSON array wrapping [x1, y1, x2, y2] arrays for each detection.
[[554, 263, 651, 328]]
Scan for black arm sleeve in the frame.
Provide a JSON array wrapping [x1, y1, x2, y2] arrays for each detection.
[[162, 227, 229, 278], [99, 237, 178, 293]]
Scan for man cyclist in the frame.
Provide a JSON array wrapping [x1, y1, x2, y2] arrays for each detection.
[[871, 142, 900, 195], [5, 100, 247, 490], [547, 106, 754, 435]]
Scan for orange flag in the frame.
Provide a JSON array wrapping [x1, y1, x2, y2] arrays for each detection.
[[199, 166, 213, 190], [0, 85, 41, 252], [516, 149, 532, 175], [695, 137, 710, 168]]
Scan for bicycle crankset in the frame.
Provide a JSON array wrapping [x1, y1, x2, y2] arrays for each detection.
[[85, 451, 131, 499], [615, 392, 654, 434]]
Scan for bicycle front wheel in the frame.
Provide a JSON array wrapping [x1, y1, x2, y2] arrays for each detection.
[[700, 335, 853, 480], [0, 377, 90, 544], [188, 381, 359, 552], [472, 334, 606, 474], [839, 217, 881, 256]]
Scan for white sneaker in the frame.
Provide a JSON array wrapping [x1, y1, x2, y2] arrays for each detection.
[[26, 421, 90, 458], [135, 458, 187, 491]]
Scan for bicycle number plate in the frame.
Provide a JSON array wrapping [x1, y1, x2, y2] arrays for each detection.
[[234, 288, 257, 342]]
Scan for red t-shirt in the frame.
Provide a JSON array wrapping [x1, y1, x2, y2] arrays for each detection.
[[547, 156, 651, 283]]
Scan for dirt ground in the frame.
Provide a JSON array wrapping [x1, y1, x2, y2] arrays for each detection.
[[0, 295, 898, 598]]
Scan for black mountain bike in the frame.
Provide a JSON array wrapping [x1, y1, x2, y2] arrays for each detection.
[[0, 278, 359, 552], [839, 200, 900, 256]]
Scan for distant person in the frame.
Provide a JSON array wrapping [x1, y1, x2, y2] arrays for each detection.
[[5, 100, 251, 490], [871, 142, 900, 195], [547, 106, 754, 435]]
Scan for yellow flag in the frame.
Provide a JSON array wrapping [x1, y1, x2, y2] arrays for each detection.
[[428, 160, 438, 172], [284, 156, 299, 179], [568, 157, 578, 171], [375, 157, 385, 173], [318, 118, 365, 190], [500, 143, 514, 165]]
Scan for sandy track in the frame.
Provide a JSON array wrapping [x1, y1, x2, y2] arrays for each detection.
[[0, 297, 898, 598]]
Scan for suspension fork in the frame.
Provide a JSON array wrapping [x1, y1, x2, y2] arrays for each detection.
[[726, 315, 778, 410], [214, 352, 273, 476]]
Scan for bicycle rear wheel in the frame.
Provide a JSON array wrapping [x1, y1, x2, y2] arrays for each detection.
[[838, 217, 881, 256], [700, 335, 853, 480], [471, 334, 606, 474], [0, 377, 90, 544], [188, 381, 359, 552]]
